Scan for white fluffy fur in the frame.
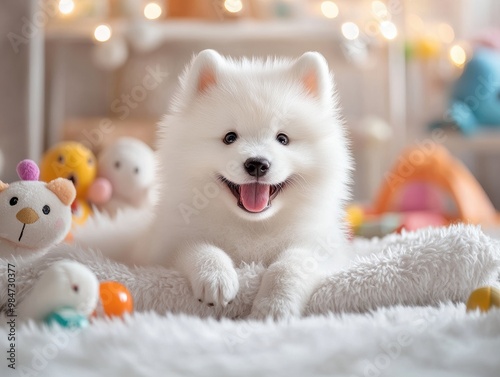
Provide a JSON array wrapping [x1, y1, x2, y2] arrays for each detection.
[[1, 225, 499, 375], [144, 50, 352, 319], [2, 225, 499, 319], [2, 304, 500, 376]]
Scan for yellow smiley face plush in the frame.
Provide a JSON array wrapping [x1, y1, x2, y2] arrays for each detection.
[[40, 142, 97, 225]]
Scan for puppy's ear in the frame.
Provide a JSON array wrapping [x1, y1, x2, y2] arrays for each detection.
[[291, 52, 331, 99], [185, 49, 224, 96], [46, 178, 76, 206], [0, 181, 9, 192]]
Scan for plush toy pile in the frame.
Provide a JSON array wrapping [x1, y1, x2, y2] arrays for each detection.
[[40, 138, 156, 224]]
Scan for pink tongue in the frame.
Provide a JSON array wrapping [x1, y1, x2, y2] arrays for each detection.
[[240, 183, 271, 213]]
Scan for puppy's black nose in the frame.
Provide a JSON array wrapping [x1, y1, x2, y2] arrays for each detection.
[[244, 158, 271, 177]]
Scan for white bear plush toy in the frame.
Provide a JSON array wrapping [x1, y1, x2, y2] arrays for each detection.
[[93, 137, 156, 216], [17, 260, 99, 328], [0, 160, 76, 260]]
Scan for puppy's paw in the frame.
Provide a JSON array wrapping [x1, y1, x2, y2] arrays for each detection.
[[249, 298, 302, 321], [190, 263, 239, 307]]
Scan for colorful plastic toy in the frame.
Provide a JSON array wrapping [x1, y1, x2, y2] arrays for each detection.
[[466, 286, 500, 312], [0, 160, 75, 259], [373, 144, 500, 226], [348, 144, 500, 238], [98, 281, 134, 318]]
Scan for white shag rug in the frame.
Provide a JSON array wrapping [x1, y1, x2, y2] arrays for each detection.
[[1, 224, 500, 376]]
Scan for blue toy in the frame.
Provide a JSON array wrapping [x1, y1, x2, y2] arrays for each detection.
[[447, 48, 500, 134], [44, 307, 90, 328]]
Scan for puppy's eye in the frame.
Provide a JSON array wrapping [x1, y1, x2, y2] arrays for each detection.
[[223, 132, 238, 145], [42, 205, 51, 215], [72, 284, 79, 293], [57, 155, 64, 164], [9, 197, 18, 206], [276, 133, 289, 146], [115, 161, 120, 169]]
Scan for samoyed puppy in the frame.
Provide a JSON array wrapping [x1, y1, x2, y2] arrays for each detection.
[[149, 50, 352, 319]]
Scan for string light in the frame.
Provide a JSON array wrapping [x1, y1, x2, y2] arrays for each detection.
[[371, 1, 388, 19], [321, 1, 339, 19], [224, 0, 243, 13], [449, 44, 467, 66], [144, 3, 162, 20], [341, 22, 360, 41], [94, 24, 112, 43], [58, 0, 75, 15], [380, 21, 398, 40], [437, 23, 455, 43]]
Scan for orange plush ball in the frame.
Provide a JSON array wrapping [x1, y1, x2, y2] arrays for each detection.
[[99, 281, 134, 318], [466, 286, 500, 312]]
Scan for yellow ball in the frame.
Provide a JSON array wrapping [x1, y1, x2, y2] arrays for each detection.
[[40, 142, 96, 199], [414, 37, 441, 59], [346, 205, 364, 229], [466, 286, 500, 312]]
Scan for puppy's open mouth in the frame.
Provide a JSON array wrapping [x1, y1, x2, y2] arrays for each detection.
[[219, 177, 285, 213]]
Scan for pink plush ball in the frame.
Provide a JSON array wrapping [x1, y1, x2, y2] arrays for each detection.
[[87, 177, 113, 205], [17, 159, 40, 181]]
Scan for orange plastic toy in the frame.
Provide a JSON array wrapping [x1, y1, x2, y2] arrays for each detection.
[[373, 144, 500, 226], [98, 281, 134, 318]]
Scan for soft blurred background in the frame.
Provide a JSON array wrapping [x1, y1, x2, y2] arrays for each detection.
[[1, 0, 499, 233]]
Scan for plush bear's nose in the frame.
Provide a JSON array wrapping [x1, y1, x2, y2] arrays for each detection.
[[16, 208, 39, 224], [244, 158, 271, 177]]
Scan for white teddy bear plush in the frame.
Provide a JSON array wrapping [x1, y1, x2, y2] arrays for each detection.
[[94, 138, 156, 216], [0, 160, 76, 260]]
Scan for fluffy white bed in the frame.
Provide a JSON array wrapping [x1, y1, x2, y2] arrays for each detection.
[[1, 224, 500, 376]]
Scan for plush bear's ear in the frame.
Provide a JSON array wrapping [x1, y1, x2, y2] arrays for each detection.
[[185, 49, 224, 96], [290, 52, 331, 100], [46, 178, 76, 206], [0, 181, 9, 192]]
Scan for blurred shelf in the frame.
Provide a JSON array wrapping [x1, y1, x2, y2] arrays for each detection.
[[442, 129, 500, 153], [45, 19, 344, 43], [62, 117, 157, 151]]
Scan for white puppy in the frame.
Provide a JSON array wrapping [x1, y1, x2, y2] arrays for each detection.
[[148, 50, 352, 319]]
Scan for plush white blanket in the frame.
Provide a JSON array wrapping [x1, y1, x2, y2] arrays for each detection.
[[1, 224, 500, 376]]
